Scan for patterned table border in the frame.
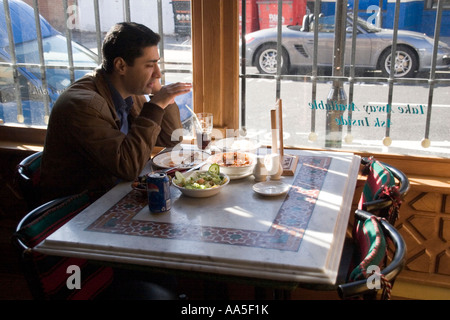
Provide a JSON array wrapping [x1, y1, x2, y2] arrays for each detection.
[[87, 156, 331, 252]]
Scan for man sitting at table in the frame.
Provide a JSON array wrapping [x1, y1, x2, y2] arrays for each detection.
[[39, 22, 191, 204]]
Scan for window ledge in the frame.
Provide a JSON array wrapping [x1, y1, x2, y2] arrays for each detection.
[[408, 174, 450, 193], [0, 125, 46, 152], [0, 140, 43, 152]]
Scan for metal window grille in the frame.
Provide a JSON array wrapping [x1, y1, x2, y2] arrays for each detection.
[[0, 0, 191, 126], [239, 0, 450, 156]]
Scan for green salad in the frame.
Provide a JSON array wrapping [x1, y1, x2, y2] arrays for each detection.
[[173, 164, 227, 189]]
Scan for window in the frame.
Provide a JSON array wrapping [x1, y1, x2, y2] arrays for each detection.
[[239, 0, 450, 158], [2, 0, 450, 160], [0, 0, 193, 129], [316, 15, 336, 32]]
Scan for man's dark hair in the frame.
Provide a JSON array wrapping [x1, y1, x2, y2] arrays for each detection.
[[102, 22, 160, 73]]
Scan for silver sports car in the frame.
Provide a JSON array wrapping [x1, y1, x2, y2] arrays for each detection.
[[244, 14, 450, 78]]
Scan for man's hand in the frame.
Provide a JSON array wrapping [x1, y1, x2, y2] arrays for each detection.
[[151, 82, 192, 109]]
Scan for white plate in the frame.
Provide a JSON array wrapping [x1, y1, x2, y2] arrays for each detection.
[[152, 150, 209, 169], [227, 172, 253, 180], [252, 181, 290, 197]]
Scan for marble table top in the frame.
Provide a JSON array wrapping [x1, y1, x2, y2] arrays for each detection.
[[35, 149, 360, 285]]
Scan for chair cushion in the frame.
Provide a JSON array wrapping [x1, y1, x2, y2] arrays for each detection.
[[358, 159, 395, 210], [349, 216, 387, 281], [14, 192, 114, 300], [15, 192, 91, 248], [26, 252, 114, 300]]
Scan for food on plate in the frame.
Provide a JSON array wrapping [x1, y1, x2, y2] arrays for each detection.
[[172, 164, 227, 190], [215, 152, 252, 167], [167, 152, 196, 167], [131, 175, 147, 192], [208, 163, 220, 174], [206, 152, 256, 179], [153, 150, 208, 169]]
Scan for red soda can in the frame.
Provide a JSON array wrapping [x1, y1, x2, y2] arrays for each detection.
[[146, 172, 171, 213]]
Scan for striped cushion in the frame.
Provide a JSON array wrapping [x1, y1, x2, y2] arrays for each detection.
[[349, 216, 387, 281], [26, 252, 113, 300], [350, 159, 392, 282], [358, 159, 395, 210], [16, 192, 90, 248], [15, 192, 113, 300]]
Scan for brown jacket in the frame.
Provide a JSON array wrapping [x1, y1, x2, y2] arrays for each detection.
[[39, 68, 182, 202]]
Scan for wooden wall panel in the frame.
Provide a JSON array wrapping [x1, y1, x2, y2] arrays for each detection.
[[396, 191, 450, 288]]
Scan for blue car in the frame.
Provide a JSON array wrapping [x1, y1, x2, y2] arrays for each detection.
[[0, 0, 99, 126], [0, 0, 193, 126]]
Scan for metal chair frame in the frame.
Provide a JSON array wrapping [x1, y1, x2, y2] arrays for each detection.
[[337, 209, 407, 299], [15, 151, 43, 209], [12, 196, 180, 300], [298, 158, 409, 299], [12, 196, 74, 299]]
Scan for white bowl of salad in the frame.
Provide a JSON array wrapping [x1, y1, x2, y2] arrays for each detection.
[[171, 164, 230, 198]]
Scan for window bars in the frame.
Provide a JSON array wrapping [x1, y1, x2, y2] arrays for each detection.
[[0, 0, 183, 125], [239, 0, 450, 153]]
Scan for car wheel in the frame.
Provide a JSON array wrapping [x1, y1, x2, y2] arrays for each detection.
[[255, 44, 289, 74], [379, 45, 418, 78]]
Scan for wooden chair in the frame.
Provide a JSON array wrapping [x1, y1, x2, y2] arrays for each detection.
[[12, 191, 179, 300], [15, 151, 43, 210]]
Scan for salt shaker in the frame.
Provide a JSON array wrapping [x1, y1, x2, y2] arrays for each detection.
[[253, 156, 268, 182]]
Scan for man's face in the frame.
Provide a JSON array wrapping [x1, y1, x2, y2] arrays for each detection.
[[121, 46, 161, 96]]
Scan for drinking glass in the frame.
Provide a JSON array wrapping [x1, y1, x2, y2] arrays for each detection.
[[195, 112, 213, 150]]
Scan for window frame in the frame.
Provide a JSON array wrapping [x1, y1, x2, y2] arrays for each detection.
[[191, 0, 240, 132]]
